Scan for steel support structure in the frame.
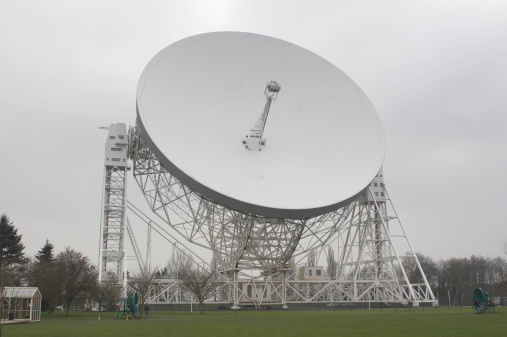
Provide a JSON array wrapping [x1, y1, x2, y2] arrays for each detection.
[[131, 125, 353, 274], [244, 81, 281, 151], [98, 124, 130, 298], [128, 125, 436, 306], [98, 165, 128, 295]]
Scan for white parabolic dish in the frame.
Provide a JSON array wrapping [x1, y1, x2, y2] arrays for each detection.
[[136, 32, 386, 219]]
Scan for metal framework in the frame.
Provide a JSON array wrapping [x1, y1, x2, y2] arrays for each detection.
[[139, 190, 436, 306], [243, 81, 281, 151], [127, 124, 436, 307], [132, 125, 352, 274], [98, 123, 436, 308], [98, 166, 127, 291], [98, 124, 129, 296]]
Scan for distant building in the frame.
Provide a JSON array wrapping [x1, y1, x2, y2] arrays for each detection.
[[298, 266, 325, 281]]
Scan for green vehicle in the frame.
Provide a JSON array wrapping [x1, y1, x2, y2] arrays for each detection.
[[473, 288, 496, 314], [117, 292, 139, 319]]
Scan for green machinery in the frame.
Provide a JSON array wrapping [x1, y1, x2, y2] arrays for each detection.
[[473, 288, 496, 314], [117, 292, 139, 318]]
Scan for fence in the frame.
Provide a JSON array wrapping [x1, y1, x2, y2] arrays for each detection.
[[72, 297, 506, 314], [134, 300, 441, 314]]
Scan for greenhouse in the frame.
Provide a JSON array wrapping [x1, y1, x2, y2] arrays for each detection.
[[1, 287, 41, 323]]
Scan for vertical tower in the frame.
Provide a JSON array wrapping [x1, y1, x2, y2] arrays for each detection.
[[336, 167, 434, 303], [357, 167, 387, 281], [98, 123, 129, 295]]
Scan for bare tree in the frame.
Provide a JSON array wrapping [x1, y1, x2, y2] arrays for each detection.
[[286, 257, 297, 280], [25, 257, 63, 316], [167, 248, 193, 279], [326, 247, 337, 280], [179, 264, 219, 314], [57, 247, 99, 315], [129, 267, 156, 317], [436, 254, 507, 304], [402, 252, 439, 290], [166, 247, 194, 302], [307, 249, 317, 267], [97, 275, 123, 312]]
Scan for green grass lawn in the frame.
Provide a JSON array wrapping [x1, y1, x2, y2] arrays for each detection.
[[2, 308, 506, 337]]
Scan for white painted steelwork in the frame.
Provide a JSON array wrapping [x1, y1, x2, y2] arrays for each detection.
[[136, 32, 385, 219], [96, 32, 435, 308], [243, 80, 281, 151], [98, 124, 129, 296], [140, 185, 436, 306], [130, 128, 436, 307], [121, 155, 436, 306], [132, 128, 353, 274]]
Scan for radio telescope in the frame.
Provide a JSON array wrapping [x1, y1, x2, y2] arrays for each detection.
[[99, 32, 436, 308]]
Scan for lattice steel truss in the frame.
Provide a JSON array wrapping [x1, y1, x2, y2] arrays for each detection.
[[325, 193, 434, 303], [131, 125, 353, 273], [98, 165, 128, 293], [129, 124, 436, 305], [244, 81, 281, 151]]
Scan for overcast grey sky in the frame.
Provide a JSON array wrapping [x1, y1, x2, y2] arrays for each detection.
[[1, 0, 506, 269]]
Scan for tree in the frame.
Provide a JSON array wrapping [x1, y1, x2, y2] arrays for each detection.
[[0, 213, 26, 337], [180, 264, 219, 314], [97, 275, 123, 312], [25, 256, 62, 315], [57, 247, 99, 315], [0, 214, 26, 265], [25, 239, 57, 313], [166, 248, 194, 302], [166, 248, 193, 279], [307, 249, 317, 267], [326, 247, 337, 280], [0, 213, 27, 286], [129, 267, 157, 317], [35, 239, 54, 262], [435, 255, 507, 305], [402, 252, 439, 291]]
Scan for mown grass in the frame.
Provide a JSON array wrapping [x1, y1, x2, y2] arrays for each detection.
[[2, 307, 506, 337]]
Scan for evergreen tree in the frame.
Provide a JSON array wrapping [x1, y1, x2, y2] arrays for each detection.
[[35, 239, 54, 262], [0, 213, 26, 265], [1, 213, 26, 336], [25, 240, 59, 314]]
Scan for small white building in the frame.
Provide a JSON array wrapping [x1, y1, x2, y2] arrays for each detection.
[[298, 266, 325, 281], [1, 287, 42, 323], [239, 282, 272, 302]]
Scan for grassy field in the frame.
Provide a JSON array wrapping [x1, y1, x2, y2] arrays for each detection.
[[2, 308, 506, 337]]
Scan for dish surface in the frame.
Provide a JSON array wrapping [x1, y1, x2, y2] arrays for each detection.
[[137, 32, 385, 218]]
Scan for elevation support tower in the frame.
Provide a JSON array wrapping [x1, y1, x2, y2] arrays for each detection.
[[98, 123, 129, 297]]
